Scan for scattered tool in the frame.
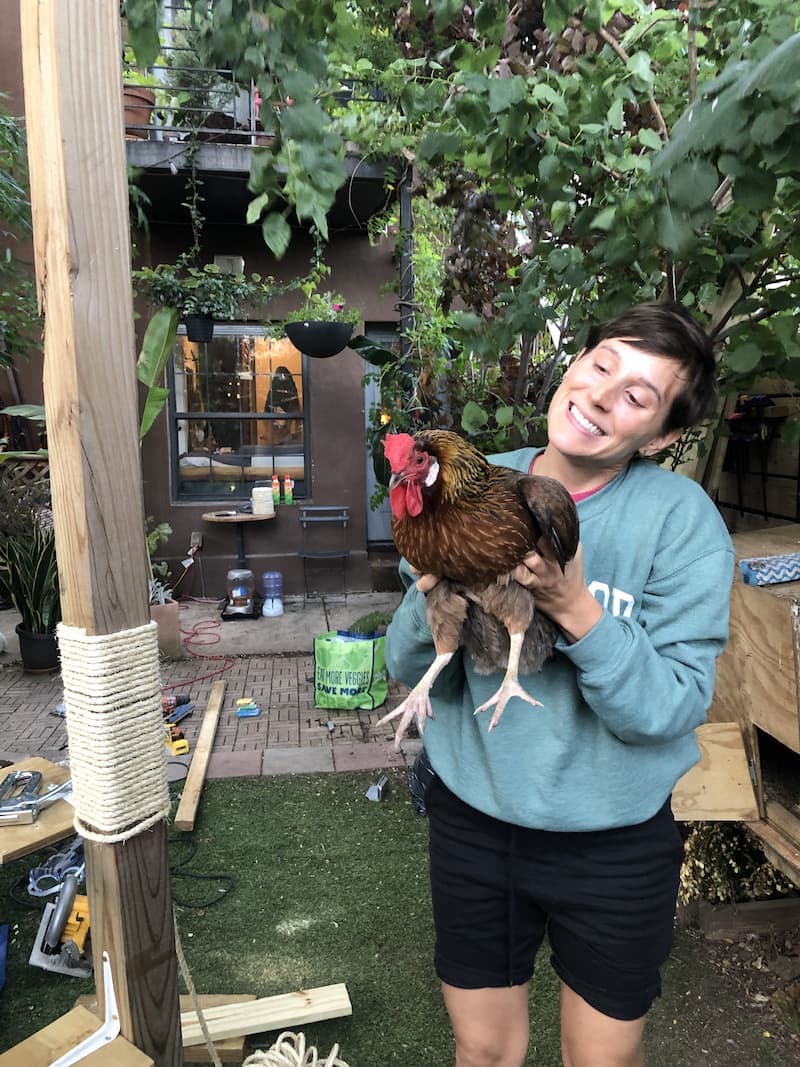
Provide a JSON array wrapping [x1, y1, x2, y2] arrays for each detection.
[[163, 693, 191, 712], [0, 769, 73, 825], [164, 702, 194, 725], [163, 723, 190, 756], [366, 774, 390, 802], [29, 872, 92, 978], [235, 702, 261, 718], [28, 836, 85, 899]]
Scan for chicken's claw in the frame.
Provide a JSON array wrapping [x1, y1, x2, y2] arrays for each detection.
[[474, 680, 542, 732], [377, 689, 434, 749]]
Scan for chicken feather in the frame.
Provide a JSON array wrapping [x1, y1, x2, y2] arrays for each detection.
[[377, 429, 579, 747]]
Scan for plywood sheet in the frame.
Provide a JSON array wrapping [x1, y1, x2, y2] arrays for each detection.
[[0, 1005, 153, 1067], [673, 722, 759, 822], [0, 757, 74, 864]]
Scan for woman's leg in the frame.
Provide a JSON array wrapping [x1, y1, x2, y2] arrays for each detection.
[[560, 982, 645, 1067], [443, 982, 530, 1067]]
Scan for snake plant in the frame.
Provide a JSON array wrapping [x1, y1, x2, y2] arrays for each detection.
[[0, 514, 61, 633]]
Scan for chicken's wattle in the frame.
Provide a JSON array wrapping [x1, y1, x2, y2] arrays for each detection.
[[390, 480, 423, 519]]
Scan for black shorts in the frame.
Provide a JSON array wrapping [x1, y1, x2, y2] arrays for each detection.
[[426, 776, 684, 1021]]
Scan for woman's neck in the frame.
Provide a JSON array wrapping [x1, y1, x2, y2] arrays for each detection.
[[531, 446, 624, 496]]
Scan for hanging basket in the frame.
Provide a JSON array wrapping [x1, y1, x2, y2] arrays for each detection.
[[184, 313, 215, 343], [285, 321, 353, 359]]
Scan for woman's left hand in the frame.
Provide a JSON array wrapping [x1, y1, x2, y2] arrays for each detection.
[[513, 542, 602, 642]]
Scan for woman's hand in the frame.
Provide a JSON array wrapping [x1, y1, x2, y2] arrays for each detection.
[[409, 566, 440, 594], [513, 542, 602, 643]]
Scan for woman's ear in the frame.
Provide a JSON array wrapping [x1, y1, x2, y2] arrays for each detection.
[[639, 428, 683, 458]]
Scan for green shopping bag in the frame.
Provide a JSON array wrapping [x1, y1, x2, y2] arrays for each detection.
[[313, 630, 388, 710]]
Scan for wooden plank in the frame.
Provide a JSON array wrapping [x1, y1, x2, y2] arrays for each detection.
[[765, 800, 800, 849], [77, 994, 256, 1064], [174, 680, 226, 832], [0, 757, 73, 864], [749, 817, 800, 891], [19, 5, 183, 1061], [180, 984, 352, 1047], [672, 722, 759, 822], [711, 581, 800, 752], [697, 896, 800, 940], [0, 1005, 153, 1067]]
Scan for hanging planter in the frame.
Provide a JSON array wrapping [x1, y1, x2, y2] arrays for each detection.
[[285, 320, 353, 359], [184, 313, 215, 343]]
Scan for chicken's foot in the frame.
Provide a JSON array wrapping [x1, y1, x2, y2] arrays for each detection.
[[474, 631, 542, 731], [376, 652, 455, 749]]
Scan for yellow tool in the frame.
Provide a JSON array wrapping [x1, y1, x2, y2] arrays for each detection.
[[163, 723, 190, 756]]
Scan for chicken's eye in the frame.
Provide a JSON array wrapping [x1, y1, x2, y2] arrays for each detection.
[[415, 455, 425, 465]]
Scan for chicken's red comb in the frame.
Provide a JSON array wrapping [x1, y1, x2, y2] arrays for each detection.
[[383, 433, 415, 472]]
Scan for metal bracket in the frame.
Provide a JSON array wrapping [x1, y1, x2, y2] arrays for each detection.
[[50, 952, 120, 1067], [0, 771, 72, 825]]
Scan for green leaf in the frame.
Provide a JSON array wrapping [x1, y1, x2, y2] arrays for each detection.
[[137, 307, 179, 390], [246, 192, 271, 225], [416, 130, 464, 162], [261, 213, 292, 259], [638, 128, 662, 151], [607, 98, 624, 131], [626, 51, 654, 92], [733, 169, 778, 211], [724, 342, 762, 374], [591, 206, 617, 231], [139, 386, 170, 441], [495, 405, 514, 428], [487, 76, 527, 114], [543, 0, 572, 35], [750, 108, 790, 147], [461, 400, 488, 433], [669, 158, 719, 209], [0, 403, 46, 424]]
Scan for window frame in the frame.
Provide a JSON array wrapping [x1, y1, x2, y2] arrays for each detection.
[[167, 323, 310, 504]]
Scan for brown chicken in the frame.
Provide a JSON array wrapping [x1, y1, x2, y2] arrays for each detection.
[[377, 429, 579, 746]]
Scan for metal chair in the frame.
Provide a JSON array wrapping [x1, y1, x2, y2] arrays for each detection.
[[298, 505, 350, 599]]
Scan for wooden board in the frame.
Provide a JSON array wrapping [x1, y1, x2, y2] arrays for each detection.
[[697, 896, 800, 940], [174, 680, 226, 832], [180, 983, 352, 1047], [77, 994, 256, 1064], [672, 722, 759, 822], [749, 817, 800, 891], [0, 1005, 153, 1067], [0, 757, 74, 864], [710, 525, 800, 753]]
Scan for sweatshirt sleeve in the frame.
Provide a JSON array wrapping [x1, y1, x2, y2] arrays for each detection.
[[558, 512, 734, 745], [384, 558, 436, 687]]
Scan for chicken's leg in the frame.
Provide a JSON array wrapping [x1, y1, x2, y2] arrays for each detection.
[[377, 651, 455, 749], [473, 630, 542, 731]]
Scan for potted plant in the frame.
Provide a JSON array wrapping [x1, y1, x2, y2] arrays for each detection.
[[133, 263, 262, 341], [0, 511, 61, 673], [146, 519, 182, 659], [284, 287, 360, 358], [122, 47, 162, 138]]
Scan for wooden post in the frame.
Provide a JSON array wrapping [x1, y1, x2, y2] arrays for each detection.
[[19, 3, 182, 1064]]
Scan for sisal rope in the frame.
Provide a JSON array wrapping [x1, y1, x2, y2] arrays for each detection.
[[243, 1034, 350, 1067], [58, 620, 170, 842]]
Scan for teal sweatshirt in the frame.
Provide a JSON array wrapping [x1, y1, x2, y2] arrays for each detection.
[[384, 448, 734, 831]]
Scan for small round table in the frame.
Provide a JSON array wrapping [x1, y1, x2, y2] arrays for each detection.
[[201, 510, 276, 568]]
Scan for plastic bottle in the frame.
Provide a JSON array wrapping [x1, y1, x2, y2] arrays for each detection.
[[283, 475, 293, 505], [272, 473, 280, 504], [261, 571, 284, 616]]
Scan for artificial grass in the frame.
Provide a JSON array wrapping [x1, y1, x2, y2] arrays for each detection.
[[0, 769, 561, 1064], [2, 772, 795, 1065]]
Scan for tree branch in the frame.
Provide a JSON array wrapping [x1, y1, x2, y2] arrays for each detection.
[[599, 27, 669, 140]]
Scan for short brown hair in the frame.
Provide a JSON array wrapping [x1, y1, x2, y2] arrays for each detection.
[[586, 302, 718, 432]]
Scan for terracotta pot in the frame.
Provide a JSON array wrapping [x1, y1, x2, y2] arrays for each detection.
[[15, 624, 59, 674], [123, 86, 155, 138], [285, 321, 353, 358], [150, 600, 183, 660]]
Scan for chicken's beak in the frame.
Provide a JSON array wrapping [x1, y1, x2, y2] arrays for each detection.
[[389, 472, 402, 491]]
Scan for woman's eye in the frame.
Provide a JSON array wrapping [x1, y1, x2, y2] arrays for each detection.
[[594, 363, 607, 373], [626, 392, 643, 407]]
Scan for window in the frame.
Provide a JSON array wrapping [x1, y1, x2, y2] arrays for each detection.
[[169, 324, 307, 501]]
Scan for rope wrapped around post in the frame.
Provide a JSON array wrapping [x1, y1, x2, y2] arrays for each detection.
[[58, 620, 170, 842]]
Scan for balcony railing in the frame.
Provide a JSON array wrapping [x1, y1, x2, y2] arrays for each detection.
[[122, 3, 264, 145]]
